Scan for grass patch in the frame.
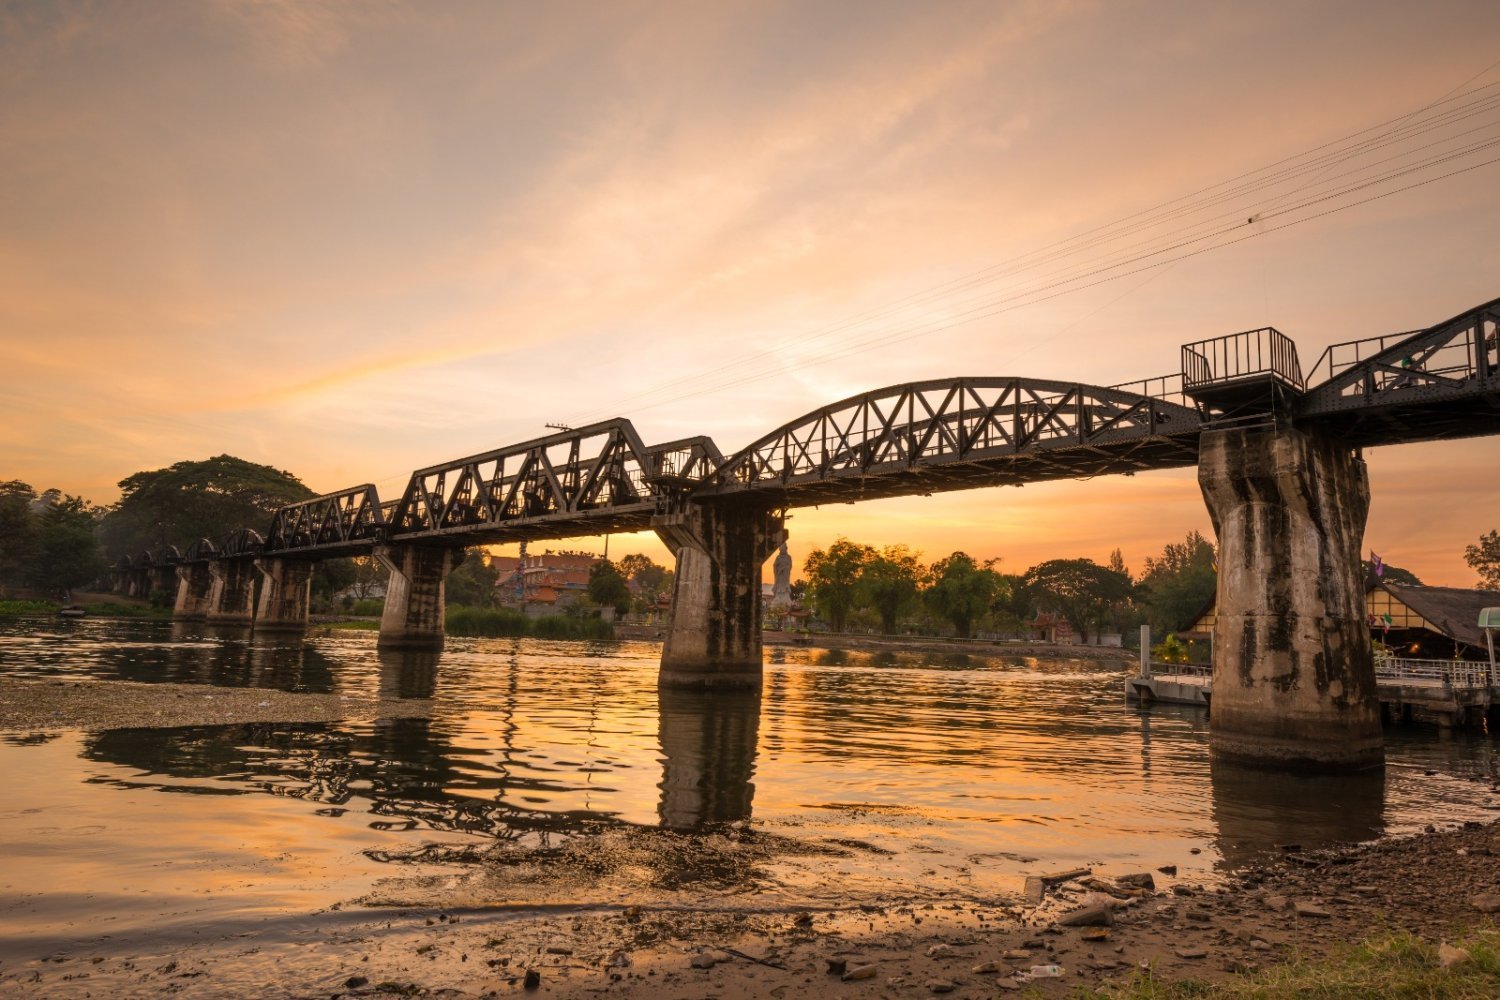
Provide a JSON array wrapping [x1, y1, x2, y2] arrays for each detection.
[[1079, 930, 1500, 1000], [0, 599, 60, 616], [446, 606, 614, 641]]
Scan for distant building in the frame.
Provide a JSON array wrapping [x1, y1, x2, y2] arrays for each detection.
[[491, 550, 600, 617], [1183, 581, 1498, 661]]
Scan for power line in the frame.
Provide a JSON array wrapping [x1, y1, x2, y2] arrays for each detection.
[[568, 84, 1500, 426]]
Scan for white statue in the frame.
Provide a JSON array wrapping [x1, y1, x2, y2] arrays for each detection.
[[771, 540, 793, 610]]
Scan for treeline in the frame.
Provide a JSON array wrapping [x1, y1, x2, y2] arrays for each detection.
[[798, 535, 1221, 642], [799, 534, 1442, 642], [0, 482, 107, 596]]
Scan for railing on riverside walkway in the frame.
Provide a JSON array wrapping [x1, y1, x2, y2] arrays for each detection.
[[1148, 659, 1494, 689], [1147, 661, 1213, 678], [1374, 656, 1493, 689]]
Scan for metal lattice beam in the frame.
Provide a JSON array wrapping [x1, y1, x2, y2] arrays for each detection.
[[1297, 296, 1500, 446], [695, 377, 1203, 505]]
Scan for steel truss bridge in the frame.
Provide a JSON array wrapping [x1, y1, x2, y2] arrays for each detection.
[[121, 294, 1498, 576]]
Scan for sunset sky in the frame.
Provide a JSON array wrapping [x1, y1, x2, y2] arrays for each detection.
[[3, 1, 1498, 585]]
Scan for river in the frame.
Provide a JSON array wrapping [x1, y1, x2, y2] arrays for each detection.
[[0, 617, 1496, 967]]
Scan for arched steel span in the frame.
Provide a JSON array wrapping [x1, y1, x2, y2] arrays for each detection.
[[695, 377, 1204, 506]]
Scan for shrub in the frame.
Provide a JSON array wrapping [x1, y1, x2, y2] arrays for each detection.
[[445, 606, 614, 641]]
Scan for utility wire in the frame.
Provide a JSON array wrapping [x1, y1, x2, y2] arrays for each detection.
[[567, 82, 1500, 424]]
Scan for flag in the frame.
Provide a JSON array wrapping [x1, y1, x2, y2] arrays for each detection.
[[1371, 551, 1384, 578]]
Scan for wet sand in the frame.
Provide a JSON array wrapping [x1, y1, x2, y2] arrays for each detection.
[[0, 675, 433, 730]]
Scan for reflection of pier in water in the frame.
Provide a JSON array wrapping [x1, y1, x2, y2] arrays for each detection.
[[1208, 758, 1386, 870], [657, 688, 759, 830]]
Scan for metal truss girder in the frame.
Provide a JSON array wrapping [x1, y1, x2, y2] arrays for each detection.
[[265, 484, 385, 553], [697, 377, 1200, 503], [1299, 296, 1500, 419]]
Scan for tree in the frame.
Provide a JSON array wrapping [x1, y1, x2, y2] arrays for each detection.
[[1022, 557, 1135, 643], [0, 481, 39, 594], [857, 544, 923, 634], [446, 551, 501, 608], [347, 556, 390, 600], [1138, 530, 1217, 635], [924, 552, 1003, 638], [803, 538, 874, 632], [1466, 530, 1500, 591], [310, 558, 357, 613], [588, 559, 631, 615], [26, 495, 106, 596], [98, 455, 314, 558], [619, 552, 672, 611]]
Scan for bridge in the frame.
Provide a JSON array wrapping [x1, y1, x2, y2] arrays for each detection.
[[113, 294, 1500, 770]]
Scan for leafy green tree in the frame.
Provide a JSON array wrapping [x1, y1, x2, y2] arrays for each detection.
[[26, 495, 106, 596], [310, 558, 357, 613], [619, 552, 672, 611], [1465, 530, 1500, 591], [99, 455, 314, 558], [0, 481, 40, 594], [587, 559, 631, 615], [1138, 530, 1217, 635], [1022, 557, 1135, 643], [924, 551, 1003, 638], [803, 538, 874, 632], [446, 551, 501, 608], [857, 544, 923, 634]]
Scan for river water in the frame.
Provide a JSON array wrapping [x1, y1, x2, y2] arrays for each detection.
[[1, 618, 1496, 961]]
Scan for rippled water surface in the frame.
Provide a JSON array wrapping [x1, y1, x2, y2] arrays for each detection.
[[1, 617, 1496, 955]]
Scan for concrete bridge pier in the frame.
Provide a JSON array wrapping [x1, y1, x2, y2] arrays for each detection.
[[1199, 425, 1383, 771], [253, 557, 314, 632], [375, 544, 462, 651], [653, 502, 785, 689], [206, 559, 257, 625], [172, 563, 213, 620]]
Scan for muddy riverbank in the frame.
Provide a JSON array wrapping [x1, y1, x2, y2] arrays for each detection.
[[1, 804, 1496, 997]]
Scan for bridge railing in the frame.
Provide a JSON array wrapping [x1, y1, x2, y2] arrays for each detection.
[[1180, 327, 1306, 392], [1302, 305, 1496, 401], [1374, 655, 1493, 689], [1302, 320, 1488, 398], [1109, 372, 1192, 408]]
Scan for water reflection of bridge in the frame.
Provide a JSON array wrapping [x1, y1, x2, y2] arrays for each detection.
[[81, 650, 762, 840]]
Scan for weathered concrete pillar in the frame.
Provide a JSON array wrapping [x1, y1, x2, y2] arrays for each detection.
[[253, 557, 314, 632], [206, 559, 257, 624], [657, 687, 760, 830], [1199, 426, 1382, 770], [374, 545, 461, 651], [172, 563, 213, 620], [653, 502, 785, 688]]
